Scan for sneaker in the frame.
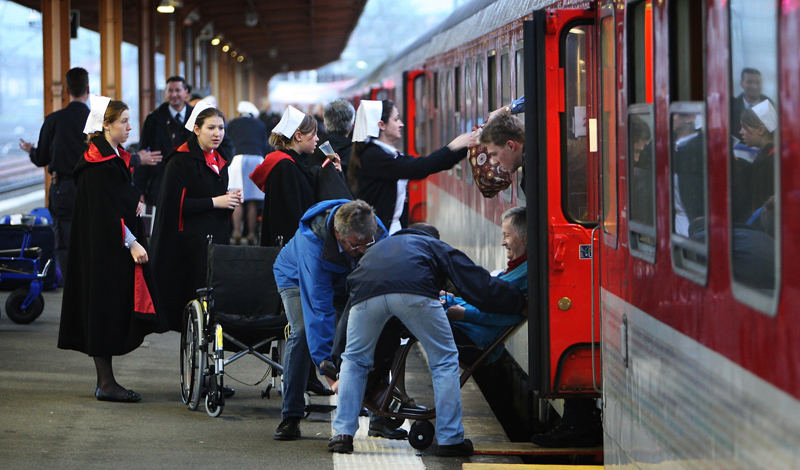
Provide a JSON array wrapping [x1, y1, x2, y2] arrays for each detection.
[[368, 418, 408, 439], [328, 434, 354, 453], [437, 439, 474, 457], [530, 422, 603, 448], [274, 417, 301, 441]]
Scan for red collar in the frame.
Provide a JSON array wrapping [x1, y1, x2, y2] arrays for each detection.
[[177, 142, 227, 173], [249, 150, 294, 191], [506, 253, 527, 272], [85, 142, 132, 168]]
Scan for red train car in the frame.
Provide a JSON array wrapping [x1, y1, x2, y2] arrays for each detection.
[[345, 0, 800, 465]]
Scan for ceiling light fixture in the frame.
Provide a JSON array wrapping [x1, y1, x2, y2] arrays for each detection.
[[156, 0, 183, 14], [211, 38, 221, 46], [222, 45, 230, 52]]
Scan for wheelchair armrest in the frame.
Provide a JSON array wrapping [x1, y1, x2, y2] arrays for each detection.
[[0, 247, 42, 259], [195, 287, 213, 297], [0, 224, 34, 234]]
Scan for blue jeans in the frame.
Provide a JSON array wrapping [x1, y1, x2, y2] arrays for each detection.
[[278, 286, 310, 419], [332, 293, 464, 445]]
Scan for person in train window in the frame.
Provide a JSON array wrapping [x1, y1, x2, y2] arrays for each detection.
[[480, 113, 526, 188], [441, 207, 528, 364], [249, 106, 319, 248], [671, 112, 705, 237], [629, 115, 654, 226], [58, 97, 168, 403], [729, 68, 772, 136], [328, 222, 526, 456], [738, 100, 777, 219], [226, 100, 271, 246], [346, 99, 476, 233], [150, 103, 240, 334]]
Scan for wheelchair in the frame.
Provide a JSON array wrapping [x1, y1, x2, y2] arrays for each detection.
[[180, 241, 287, 417], [358, 320, 527, 450]]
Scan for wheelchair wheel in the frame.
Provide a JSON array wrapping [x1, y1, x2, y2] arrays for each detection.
[[205, 324, 224, 418], [5, 288, 45, 324], [205, 374, 224, 418], [180, 301, 205, 411], [409, 420, 435, 450]]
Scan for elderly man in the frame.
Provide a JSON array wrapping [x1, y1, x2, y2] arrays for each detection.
[[323, 99, 356, 181], [272, 199, 389, 441], [328, 223, 526, 456]]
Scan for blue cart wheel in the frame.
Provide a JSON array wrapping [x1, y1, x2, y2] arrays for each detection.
[[5, 288, 44, 324]]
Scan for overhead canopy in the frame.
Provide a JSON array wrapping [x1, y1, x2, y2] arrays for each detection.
[[14, 0, 367, 79]]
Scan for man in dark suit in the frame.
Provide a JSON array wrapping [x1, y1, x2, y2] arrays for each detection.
[[19, 67, 90, 282], [730, 68, 771, 133], [134, 76, 194, 207]]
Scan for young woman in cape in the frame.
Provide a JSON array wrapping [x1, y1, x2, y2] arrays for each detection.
[[347, 99, 477, 233], [249, 105, 321, 248], [58, 98, 168, 403], [150, 105, 240, 332]]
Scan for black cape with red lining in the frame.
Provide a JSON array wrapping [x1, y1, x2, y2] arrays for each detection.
[[151, 135, 231, 331], [58, 137, 168, 356], [249, 148, 316, 247]]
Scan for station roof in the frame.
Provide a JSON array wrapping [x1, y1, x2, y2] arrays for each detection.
[[15, 0, 367, 79]]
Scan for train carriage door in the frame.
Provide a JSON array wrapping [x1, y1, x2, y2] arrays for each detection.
[[524, 8, 600, 399]]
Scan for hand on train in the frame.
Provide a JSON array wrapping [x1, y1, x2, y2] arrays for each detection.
[[212, 193, 241, 209], [446, 305, 466, 321], [136, 201, 144, 217], [18, 139, 33, 153], [447, 131, 480, 151], [130, 241, 149, 264], [138, 149, 162, 166]]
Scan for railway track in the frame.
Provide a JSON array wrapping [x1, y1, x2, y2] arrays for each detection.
[[0, 155, 44, 193]]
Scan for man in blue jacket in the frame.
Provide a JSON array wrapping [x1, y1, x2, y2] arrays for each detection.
[[328, 224, 526, 456], [272, 199, 387, 441]]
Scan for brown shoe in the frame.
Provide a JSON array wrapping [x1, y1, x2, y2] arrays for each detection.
[[328, 434, 354, 453]]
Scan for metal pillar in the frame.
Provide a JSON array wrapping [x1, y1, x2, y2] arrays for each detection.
[[139, 0, 156, 123], [98, 0, 122, 99], [41, 0, 71, 205]]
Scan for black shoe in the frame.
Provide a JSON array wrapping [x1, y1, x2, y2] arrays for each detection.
[[222, 386, 235, 399], [95, 387, 141, 403], [437, 438, 474, 457], [274, 417, 301, 441], [328, 434, 354, 453], [530, 422, 603, 448], [368, 418, 408, 439], [306, 380, 334, 396]]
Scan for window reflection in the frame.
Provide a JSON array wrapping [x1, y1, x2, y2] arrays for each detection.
[[565, 25, 592, 224], [670, 111, 705, 240], [729, 0, 778, 298]]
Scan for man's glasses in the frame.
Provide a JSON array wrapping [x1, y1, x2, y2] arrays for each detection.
[[344, 236, 376, 252]]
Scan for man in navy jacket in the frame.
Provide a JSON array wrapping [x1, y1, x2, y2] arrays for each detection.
[[328, 225, 525, 456]]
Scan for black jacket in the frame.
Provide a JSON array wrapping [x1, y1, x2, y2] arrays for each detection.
[[226, 116, 270, 156], [151, 135, 231, 331], [28, 100, 90, 176], [347, 229, 526, 315], [353, 142, 467, 230], [135, 102, 195, 205], [59, 138, 167, 355]]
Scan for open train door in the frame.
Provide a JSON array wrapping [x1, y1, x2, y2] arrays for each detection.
[[524, 7, 600, 418]]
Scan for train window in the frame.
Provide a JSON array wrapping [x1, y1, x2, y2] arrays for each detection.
[[455, 65, 461, 114], [515, 43, 525, 124], [669, 103, 708, 284], [628, 107, 656, 260], [627, 0, 653, 105], [516, 167, 526, 204], [728, 0, 779, 313], [668, 0, 708, 284], [488, 52, 497, 115], [600, 8, 618, 242], [476, 57, 485, 126], [627, 0, 656, 260], [563, 23, 593, 225], [434, 72, 439, 109], [501, 48, 511, 109], [669, 0, 704, 102], [465, 58, 474, 131], [414, 74, 429, 156]]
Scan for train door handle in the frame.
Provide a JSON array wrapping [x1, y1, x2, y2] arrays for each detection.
[[553, 235, 567, 271]]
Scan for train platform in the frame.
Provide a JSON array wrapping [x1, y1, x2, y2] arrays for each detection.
[[0, 189, 524, 470]]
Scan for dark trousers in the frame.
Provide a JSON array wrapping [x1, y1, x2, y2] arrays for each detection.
[[49, 178, 76, 283]]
